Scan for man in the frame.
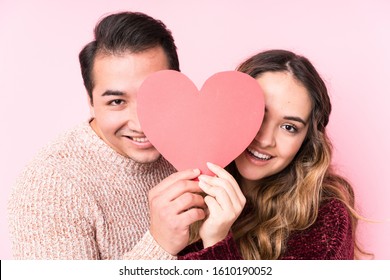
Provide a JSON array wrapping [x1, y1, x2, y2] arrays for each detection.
[[8, 11, 205, 259]]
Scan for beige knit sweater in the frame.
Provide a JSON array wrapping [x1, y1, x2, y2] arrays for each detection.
[[8, 121, 177, 260]]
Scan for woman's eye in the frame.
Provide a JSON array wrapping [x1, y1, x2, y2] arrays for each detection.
[[282, 124, 298, 133], [109, 99, 124, 106]]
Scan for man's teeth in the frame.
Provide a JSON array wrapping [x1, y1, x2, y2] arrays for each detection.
[[248, 148, 271, 160], [132, 137, 148, 143]]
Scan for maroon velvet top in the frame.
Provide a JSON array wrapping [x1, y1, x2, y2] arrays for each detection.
[[178, 199, 354, 260]]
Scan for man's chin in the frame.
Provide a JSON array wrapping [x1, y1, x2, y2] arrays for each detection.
[[129, 152, 161, 164]]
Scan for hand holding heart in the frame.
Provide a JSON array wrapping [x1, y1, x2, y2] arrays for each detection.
[[148, 168, 206, 255], [198, 162, 246, 248]]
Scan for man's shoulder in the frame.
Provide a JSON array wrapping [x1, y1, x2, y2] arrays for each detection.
[[17, 122, 93, 177], [35, 122, 92, 160], [11, 122, 97, 195]]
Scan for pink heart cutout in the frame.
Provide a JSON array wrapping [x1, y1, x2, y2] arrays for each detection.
[[137, 70, 265, 175]]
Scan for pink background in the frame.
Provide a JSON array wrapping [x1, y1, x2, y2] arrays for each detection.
[[1, 0, 389, 259]]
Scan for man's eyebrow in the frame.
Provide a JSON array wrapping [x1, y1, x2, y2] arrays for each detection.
[[101, 90, 125, 97], [283, 116, 307, 126]]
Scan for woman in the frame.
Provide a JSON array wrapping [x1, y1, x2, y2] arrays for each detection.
[[179, 49, 366, 260]]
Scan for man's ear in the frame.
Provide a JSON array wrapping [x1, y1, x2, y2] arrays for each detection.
[[88, 95, 95, 118], [89, 106, 95, 118]]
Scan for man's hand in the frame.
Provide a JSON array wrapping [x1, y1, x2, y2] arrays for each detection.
[[149, 169, 206, 255]]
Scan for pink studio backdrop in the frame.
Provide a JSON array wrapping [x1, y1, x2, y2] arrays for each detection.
[[1, 0, 389, 259]]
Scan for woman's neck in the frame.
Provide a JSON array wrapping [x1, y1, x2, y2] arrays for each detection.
[[239, 176, 262, 193]]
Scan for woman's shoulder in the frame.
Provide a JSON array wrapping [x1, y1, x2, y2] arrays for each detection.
[[299, 198, 352, 241], [282, 198, 354, 259], [318, 198, 350, 222]]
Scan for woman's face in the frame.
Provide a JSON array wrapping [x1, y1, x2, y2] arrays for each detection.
[[234, 71, 312, 188]]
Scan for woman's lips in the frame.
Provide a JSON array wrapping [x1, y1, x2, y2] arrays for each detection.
[[247, 148, 272, 160]]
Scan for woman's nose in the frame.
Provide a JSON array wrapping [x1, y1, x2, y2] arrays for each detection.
[[254, 121, 276, 148]]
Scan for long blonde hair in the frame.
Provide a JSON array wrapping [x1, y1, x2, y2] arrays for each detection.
[[228, 49, 366, 259]]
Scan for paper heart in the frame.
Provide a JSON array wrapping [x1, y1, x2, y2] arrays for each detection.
[[137, 70, 265, 175]]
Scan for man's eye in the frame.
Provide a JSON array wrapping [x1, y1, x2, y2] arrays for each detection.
[[109, 99, 124, 106]]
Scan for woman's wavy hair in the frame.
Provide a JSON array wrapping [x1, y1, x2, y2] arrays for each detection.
[[228, 49, 366, 259]]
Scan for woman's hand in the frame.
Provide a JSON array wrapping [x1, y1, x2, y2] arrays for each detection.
[[197, 162, 246, 248]]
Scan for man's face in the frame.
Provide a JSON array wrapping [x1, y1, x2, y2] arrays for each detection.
[[89, 46, 169, 163]]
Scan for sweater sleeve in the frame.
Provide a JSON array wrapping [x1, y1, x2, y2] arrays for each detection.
[[178, 232, 243, 260], [8, 163, 100, 259], [281, 199, 354, 260], [122, 230, 176, 260]]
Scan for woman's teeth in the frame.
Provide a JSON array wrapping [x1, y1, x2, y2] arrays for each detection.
[[247, 148, 271, 160]]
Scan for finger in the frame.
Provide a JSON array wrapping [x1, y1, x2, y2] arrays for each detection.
[[172, 192, 206, 214], [206, 162, 233, 181], [198, 174, 244, 211], [149, 181, 204, 219], [206, 162, 246, 205], [198, 179, 233, 211], [151, 174, 202, 202], [167, 179, 203, 201], [203, 195, 222, 216], [198, 175, 237, 200], [178, 207, 206, 226], [151, 168, 201, 196]]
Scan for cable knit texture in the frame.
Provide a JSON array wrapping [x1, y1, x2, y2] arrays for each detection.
[[178, 199, 354, 260], [8, 121, 177, 260]]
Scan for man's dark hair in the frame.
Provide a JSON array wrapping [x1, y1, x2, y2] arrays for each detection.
[[79, 12, 180, 102]]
